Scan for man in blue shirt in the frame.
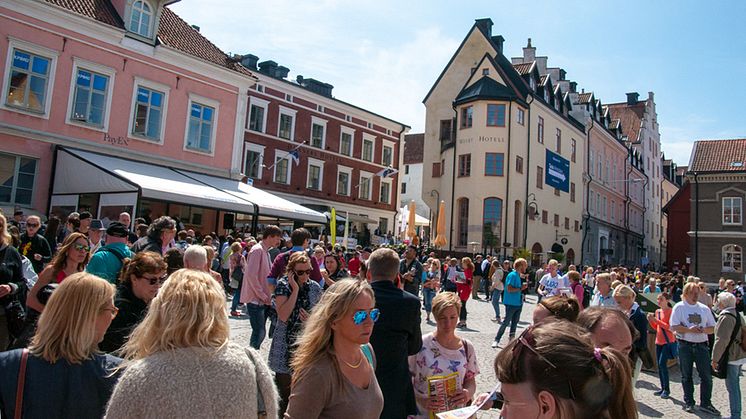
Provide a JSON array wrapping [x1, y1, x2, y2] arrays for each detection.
[[643, 278, 661, 294], [86, 222, 133, 284], [492, 258, 528, 348]]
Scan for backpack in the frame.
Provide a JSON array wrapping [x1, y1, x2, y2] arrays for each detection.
[[571, 281, 591, 309], [95, 246, 129, 281]]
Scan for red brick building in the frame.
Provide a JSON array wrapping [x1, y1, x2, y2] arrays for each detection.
[[663, 182, 691, 273]]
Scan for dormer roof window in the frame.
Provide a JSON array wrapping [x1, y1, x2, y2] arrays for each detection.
[[129, 0, 154, 38]]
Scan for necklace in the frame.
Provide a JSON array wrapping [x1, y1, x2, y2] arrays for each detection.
[[341, 350, 363, 369]]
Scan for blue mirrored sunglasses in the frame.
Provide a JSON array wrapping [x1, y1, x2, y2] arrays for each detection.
[[353, 308, 380, 325]]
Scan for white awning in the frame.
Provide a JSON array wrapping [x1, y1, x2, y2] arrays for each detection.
[[398, 206, 430, 226]]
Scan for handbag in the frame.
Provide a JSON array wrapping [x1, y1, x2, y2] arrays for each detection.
[[659, 311, 678, 358], [712, 312, 741, 379], [14, 348, 28, 419], [4, 297, 26, 339], [229, 265, 243, 289]]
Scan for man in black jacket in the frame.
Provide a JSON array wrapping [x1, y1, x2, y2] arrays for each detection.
[[368, 248, 422, 419]]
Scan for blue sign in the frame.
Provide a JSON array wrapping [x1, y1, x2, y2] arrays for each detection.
[[545, 149, 570, 192]]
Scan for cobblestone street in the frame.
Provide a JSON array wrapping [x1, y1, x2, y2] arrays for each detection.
[[229, 291, 739, 418]]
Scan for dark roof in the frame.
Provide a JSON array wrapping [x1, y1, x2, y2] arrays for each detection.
[[43, 0, 253, 75], [578, 92, 593, 104], [539, 75, 549, 85], [513, 62, 534, 75], [689, 139, 746, 173], [608, 119, 621, 130], [403, 134, 424, 164], [607, 101, 645, 142], [454, 75, 520, 105]]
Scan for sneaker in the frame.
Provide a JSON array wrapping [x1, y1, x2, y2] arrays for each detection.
[[229, 310, 242, 317], [490, 318, 499, 323], [660, 391, 669, 399], [653, 390, 664, 396], [699, 405, 720, 416], [683, 404, 695, 413], [491, 340, 499, 349]]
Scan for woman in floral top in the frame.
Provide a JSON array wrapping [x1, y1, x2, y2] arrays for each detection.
[[408, 292, 479, 418], [269, 251, 323, 415]]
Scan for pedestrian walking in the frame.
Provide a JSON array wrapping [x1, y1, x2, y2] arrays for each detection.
[[456, 257, 474, 328], [492, 258, 528, 348], [646, 292, 676, 399], [711, 292, 745, 419], [422, 258, 440, 322], [19, 215, 52, 274], [489, 259, 504, 323]]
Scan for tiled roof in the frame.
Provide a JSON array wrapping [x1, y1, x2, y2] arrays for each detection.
[[512, 62, 534, 76], [43, 0, 253, 75], [689, 139, 746, 173], [403, 133, 424, 165], [609, 119, 621, 130], [454, 75, 520, 106], [539, 74, 549, 85], [578, 92, 593, 104], [607, 101, 645, 142]]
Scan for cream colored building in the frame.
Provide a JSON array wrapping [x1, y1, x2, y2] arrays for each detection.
[[422, 19, 584, 265]]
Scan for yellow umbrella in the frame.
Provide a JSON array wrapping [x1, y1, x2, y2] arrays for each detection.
[[406, 200, 417, 240], [433, 200, 447, 248]]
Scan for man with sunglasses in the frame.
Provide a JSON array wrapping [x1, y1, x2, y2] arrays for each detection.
[[85, 222, 133, 284], [19, 215, 52, 274]]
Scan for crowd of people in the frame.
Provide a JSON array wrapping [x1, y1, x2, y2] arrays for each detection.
[[0, 209, 744, 418]]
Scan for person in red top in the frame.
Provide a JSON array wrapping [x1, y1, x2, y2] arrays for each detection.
[[456, 257, 474, 328], [347, 247, 371, 278], [647, 292, 676, 399]]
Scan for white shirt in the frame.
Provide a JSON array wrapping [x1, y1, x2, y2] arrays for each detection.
[[670, 300, 716, 343], [539, 273, 568, 296]]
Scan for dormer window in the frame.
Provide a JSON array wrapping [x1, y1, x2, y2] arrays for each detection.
[[129, 0, 154, 38]]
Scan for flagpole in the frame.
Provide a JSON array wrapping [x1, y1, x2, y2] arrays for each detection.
[[264, 139, 308, 171], [343, 211, 349, 249]]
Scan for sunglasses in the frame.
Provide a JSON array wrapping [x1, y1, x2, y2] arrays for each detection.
[[73, 243, 91, 252], [353, 308, 380, 325], [294, 269, 313, 276], [141, 273, 168, 286], [26, 223, 40, 228], [512, 327, 576, 400]]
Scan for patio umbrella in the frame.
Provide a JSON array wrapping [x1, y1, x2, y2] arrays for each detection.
[[433, 200, 447, 248], [406, 200, 417, 240]]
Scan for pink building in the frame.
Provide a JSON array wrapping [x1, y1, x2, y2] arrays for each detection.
[[0, 0, 324, 232]]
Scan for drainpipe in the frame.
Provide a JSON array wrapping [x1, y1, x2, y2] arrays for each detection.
[[693, 171, 699, 276], [503, 101, 513, 260], [625, 151, 634, 266], [581, 118, 594, 266], [449, 105, 458, 252], [522, 96, 535, 250]]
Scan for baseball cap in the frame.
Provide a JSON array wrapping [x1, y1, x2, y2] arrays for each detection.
[[90, 219, 105, 230], [106, 221, 129, 238]]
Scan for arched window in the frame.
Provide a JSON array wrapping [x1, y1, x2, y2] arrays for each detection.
[[129, 0, 153, 37], [483, 197, 502, 250], [457, 198, 469, 247], [722, 244, 743, 272]]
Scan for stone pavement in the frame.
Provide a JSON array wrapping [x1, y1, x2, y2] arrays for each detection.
[[228, 290, 740, 418]]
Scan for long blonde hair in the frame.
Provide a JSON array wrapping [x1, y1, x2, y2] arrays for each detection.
[[29, 272, 115, 364], [119, 269, 230, 360], [291, 278, 374, 387], [0, 213, 11, 245]]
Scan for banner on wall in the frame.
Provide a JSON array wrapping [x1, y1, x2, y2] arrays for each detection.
[[545, 149, 570, 192]]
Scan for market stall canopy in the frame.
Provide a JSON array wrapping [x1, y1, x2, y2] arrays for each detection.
[[398, 206, 430, 226]]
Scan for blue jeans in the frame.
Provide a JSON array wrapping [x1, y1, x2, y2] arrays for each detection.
[[678, 340, 712, 406], [230, 288, 241, 311], [423, 288, 436, 315], [491, 289, 502, 319], [725, 364, 742, 419], [655, 343, 675, 392], [246, 303, 267, 349], [495, 304, 521, 342]]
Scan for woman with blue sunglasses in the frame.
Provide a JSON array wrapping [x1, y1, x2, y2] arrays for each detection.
[[286, 279, 383, 419]]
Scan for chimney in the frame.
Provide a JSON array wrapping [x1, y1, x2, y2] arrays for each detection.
[[276, 66, 290, 79], [569, 81, 577, 93], [474, 18, 493, 37], [240, 54, 259, 70], [296, 75, 334, 98], [559, 69, 566, 81], [523, 38, 536, 62], [626, 92, 639, 105], [491, 35, 505, 54], [190, 25, 200, 32], [258, 60, 278, 75]]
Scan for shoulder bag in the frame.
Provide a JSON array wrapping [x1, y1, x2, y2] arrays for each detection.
[[658, 311, 678, 358], [712, 312, 741, 379], [14, 348, 28, 419]]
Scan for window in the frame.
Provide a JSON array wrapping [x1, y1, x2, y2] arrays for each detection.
[[482, 68, 489, 76], [556, 128, 562, 153], [458, 154, 471, 177], [70, 67, 110, 127], [432, 162, 442, 178], [723, 197, 742, 225], [306, 158, 324, 191], [248, 97, 268, 133], [457, 198, 469, 246], [602, 197, 607, 220], [244, 143, 265, 180], [487, 104, 506, 127], [132, 84, 165, 141], [405, 165, 409, 175], [485, 153, 504, 176], [537, 116, 544, 143], [554, 214, 559, 227], [611, 200, 616, 222], [310, 117, 327, 149], [541, 210, 548, 224], [273, 151, 291, 184], [517, 108, 525, 125], [186, 100, 216, 153], [574, 220, 579, 232], [379, 218, 389, 235], [0, 153, 37, 206], [362, 136, 374, 162], [461, 106, 473, 129], [278, 106, 296, 140], [359, 172, 372, 200], [536, 166, 543, 189], [722, 244, 743, 272], [340, 127, 354, 156], [5, 47, 54, 114], [516, 156, 524, 174], [382, 144, 393, 166], [129, 0, 153, 37], [380, 181, 391, 204], [401, 182, 407, 194], [589, 151, 595, 177], [483, 197, 503, 248], [337, 166, 351, 196], [439, 119, 453, 142], [571, 139, 576, 163], [570, 183, 575, 202], [564, 217, 570, 230]]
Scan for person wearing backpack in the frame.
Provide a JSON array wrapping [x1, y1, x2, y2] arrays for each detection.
[[568, 270, 585, 309], [711, 292, 746, 419], [86, 222, 132, 284]]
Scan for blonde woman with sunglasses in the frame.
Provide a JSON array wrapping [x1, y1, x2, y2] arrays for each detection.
[[0, 272, 119, 418], [27, 232, 90, 313], [286, 279, 383, 419]]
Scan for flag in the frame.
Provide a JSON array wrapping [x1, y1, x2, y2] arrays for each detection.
[[343, 211, 349, 249], [330, 208, 337, 244], [375, 167, 398, 178], [288, 149, 300, 166]]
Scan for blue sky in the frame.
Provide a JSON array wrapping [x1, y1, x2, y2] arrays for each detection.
[[172, 0, 746, 166]]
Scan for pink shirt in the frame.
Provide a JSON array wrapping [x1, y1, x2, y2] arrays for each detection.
[[240, 241, 273, 306]]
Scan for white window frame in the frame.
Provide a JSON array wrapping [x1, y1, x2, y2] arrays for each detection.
[[277, 105, 297, 141], [65, 58, 116, 132], [1, 38, 59, 119], [0, 151, 38, 207], [722, 244, 743, 272], [273, 149, 292, 185], [517, 108, 525, 125], [339, 126, 355, 156], [183, 93, 219, 155], [359, 170, 373, 200], [722, 197, 743, 225], [127, 77, 170, 144], [362, 133, 376, 163], [244, 142, 265, 180], [306, 157, 325, 191], [247, 96, 269, 133], [379, 178, 392, 205], [336, 165, 352, 196], [381, 140, 395, 167], [127, 0, 155, 38], [310, 116, 327, 149]]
